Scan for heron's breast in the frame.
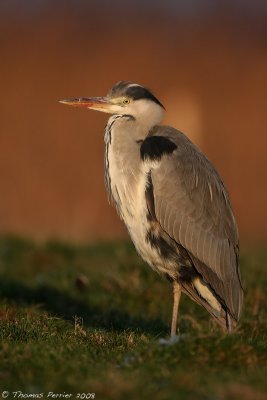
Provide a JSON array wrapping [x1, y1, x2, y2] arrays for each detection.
[[107, 145, 175, 275]]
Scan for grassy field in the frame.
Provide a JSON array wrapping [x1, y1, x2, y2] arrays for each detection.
[[0, 236, 266, 399]]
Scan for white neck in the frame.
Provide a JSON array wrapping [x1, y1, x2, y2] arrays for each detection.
[[126, 99, 164, 131]]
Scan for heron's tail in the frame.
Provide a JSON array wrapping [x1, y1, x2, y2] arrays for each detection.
[[181, 282, 238, 333]]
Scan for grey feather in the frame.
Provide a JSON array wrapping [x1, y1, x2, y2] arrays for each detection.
[[146, 125, 243, 322]]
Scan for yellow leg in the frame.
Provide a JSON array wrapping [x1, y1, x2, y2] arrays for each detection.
[[171, 281, 182, 337]]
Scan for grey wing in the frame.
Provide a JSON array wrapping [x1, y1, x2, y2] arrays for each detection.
[[146, 126, 243, 321]]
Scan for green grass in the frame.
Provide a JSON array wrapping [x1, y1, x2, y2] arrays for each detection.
[[0, 236, 266, 399]]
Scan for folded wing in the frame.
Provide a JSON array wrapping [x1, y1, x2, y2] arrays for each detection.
[[141, 126, 243, 322]]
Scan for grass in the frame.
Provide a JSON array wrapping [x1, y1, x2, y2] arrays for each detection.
[[0, 236, 266, 399]]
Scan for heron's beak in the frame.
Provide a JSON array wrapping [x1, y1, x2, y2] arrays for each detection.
[[59, 97, 114, 113]]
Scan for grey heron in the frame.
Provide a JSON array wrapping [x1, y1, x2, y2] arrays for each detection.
[[60, 81, 243, 336]]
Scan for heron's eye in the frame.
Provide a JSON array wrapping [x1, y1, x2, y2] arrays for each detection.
[[123, 98, 130, 105]]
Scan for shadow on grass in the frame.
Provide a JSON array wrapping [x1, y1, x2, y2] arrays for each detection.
[[0, 278, 168, 336]]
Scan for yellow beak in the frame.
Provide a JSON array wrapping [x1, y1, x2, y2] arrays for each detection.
[[59, 97, 113, 112]]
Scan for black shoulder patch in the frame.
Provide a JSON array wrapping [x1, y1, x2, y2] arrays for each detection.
[[140, 136, 177, 162]]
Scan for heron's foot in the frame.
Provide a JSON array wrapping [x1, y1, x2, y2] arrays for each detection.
[[158, 334, 181, 346]]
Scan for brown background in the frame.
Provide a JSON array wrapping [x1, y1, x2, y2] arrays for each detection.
[[0, 2, 267, 244]]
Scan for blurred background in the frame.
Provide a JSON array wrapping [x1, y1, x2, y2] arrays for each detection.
[[0, 0, 266, 244]]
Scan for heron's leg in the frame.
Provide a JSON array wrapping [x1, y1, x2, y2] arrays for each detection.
[[171, 280, 182, 337]]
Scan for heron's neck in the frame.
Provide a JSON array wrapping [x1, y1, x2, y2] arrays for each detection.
[[125, 99, 164, 130], [106, 115, 149, 142]]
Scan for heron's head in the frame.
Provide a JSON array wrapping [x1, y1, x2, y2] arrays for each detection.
[[60, 81, 165, 126]]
